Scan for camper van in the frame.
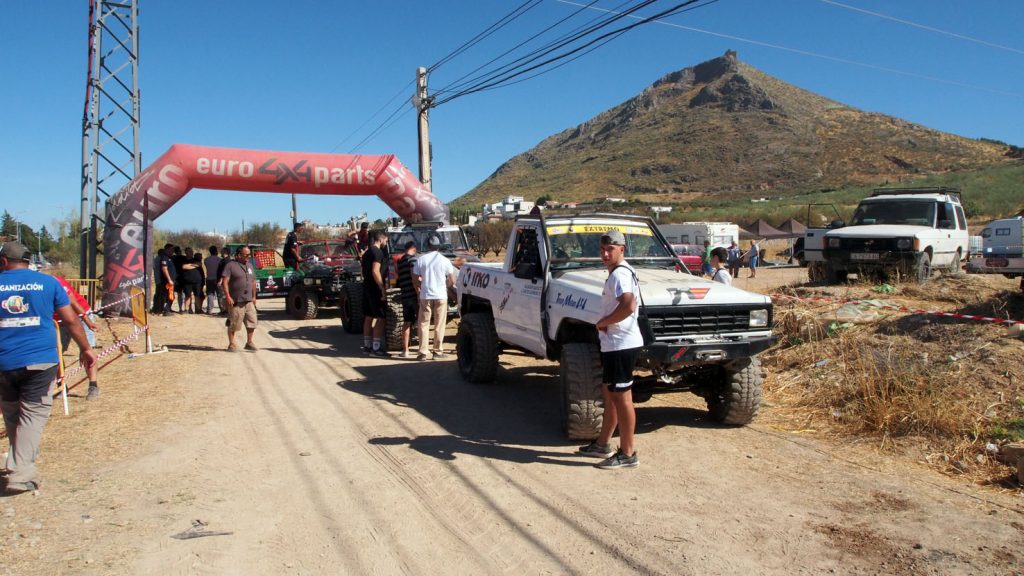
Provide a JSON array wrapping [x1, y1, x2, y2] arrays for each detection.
[[658, 222, 739, 247], [967, 216, 1024, 284]]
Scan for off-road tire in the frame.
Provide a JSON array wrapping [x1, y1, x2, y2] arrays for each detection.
[[340, 282, 364, 334], [914, 252, 932, 284], [706, 357, 763, 425], [807, 261, 825, 283], [560, 342, 603, 439], [824, 262, 847, 285], [286, 286, 319, 320], [945, 249, 963, 276], [456, 313, 499, 383], [384, 295, 405, 352]]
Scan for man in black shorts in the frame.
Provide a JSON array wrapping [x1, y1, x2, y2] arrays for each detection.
[[577, 230, 642, 470], [360, 229, 389, 357], [395, 241, 418, 358]]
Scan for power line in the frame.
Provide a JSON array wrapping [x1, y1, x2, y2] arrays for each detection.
[[329, 80, 413, 153], [333, 0, 547, 154], [433, 0, 611, 97], [816, 0, 1024, 56], [558, 0, 1024, 98], [436, 0, 717, 106], [436, 0, 662, 98], [428, 0, 544, 73]]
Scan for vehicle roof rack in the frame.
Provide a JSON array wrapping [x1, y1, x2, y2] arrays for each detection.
[[871, 187, 961, 202]]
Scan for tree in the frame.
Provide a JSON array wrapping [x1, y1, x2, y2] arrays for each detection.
[[1, 211, 16, 237], [535, 195, 551, 207], [234, 222, 285, 248]]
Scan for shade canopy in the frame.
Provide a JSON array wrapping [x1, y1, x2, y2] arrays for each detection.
[[743, 219, 789, 239]]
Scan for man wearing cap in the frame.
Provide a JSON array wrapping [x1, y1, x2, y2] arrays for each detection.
[[0, 242, 97, 494], [576, 230, 641, 469], [412, 234, 457, 360], [396, 240, 419, 358], [360, 230, 389, 357]]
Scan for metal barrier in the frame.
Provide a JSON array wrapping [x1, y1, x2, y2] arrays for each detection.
[[65, 278, 102, 310]]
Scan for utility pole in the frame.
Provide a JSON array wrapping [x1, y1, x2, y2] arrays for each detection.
[[415, 66, 433, 191], [291, 193, 297, 228], [80, 0, 141, 280]]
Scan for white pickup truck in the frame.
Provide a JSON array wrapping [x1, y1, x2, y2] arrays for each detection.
[[807, 187, 969, 284], [455, 214, 774, 438]]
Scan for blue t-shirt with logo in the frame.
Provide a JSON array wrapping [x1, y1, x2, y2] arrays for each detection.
[[0, 268, 69, 371]]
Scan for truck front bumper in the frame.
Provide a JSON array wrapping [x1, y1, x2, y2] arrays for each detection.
[[642, 335, 775, 365], [823, 249, 919, 269]]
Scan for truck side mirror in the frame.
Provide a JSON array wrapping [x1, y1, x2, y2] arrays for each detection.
[[829, 219, 845, 229]]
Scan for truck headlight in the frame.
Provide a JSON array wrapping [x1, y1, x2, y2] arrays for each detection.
[[749, 309, 769, 327], [896, 238, 912, 250], [827, 237, 841, 248], [303, 278, 315, 286]]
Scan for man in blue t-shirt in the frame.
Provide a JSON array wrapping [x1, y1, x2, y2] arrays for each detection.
[[0, 242, 96, 494]]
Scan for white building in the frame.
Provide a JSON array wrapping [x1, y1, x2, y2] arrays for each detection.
[[482, 195, 536, 220]]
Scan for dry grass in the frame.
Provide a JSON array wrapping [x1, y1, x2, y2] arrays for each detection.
[[763, 273, 1024, 484]]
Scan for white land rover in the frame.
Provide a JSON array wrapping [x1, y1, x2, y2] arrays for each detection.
[[811, 187, 969, 284], [455, 214, 774, 438]]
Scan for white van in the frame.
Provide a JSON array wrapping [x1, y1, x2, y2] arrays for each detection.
[[658, 222, 739, 247], [979, 216, 1023, 257]]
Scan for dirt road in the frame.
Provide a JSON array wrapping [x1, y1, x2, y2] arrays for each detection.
[[2, 273, 1022, 574]]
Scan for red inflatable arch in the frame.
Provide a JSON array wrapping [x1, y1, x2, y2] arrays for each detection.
[[101, 144, 448, 312]]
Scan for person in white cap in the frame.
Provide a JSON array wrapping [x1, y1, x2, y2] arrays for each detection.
[[576, 229, 641, 470]]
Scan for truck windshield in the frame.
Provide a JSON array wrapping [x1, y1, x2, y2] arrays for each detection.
[[546, 222, 675, 269], [850, 200, 936, 227], [389, 229, 469, 253]]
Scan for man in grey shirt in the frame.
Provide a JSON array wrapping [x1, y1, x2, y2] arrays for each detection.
[[220, 246, 258, 352]]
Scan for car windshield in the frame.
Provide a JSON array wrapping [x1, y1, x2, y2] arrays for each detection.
[[850, 200, 936, 227], [389, 229, 469, 253], [546, 221, 676, 270]]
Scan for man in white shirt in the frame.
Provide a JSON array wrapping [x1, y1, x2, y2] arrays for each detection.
[[576, 230, 642, 470], [412, 236, 457, 360]]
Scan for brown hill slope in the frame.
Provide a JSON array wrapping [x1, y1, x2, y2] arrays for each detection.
[[453, 50, 1014, 209]]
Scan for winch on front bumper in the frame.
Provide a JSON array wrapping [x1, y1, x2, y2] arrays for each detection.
[[640, 335, 775, 366]]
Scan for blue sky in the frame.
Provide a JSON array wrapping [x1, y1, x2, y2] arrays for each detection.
[[2, 1, 1021, 235]]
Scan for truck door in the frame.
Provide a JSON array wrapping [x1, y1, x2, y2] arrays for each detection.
[[496, 223, 547, 353]]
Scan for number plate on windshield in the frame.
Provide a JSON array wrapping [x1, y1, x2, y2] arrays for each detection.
[[850, 252, 879, 261]]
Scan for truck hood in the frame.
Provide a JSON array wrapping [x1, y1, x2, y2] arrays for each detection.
[[553, 266, 771, 306], [825, 225, 928, 238]]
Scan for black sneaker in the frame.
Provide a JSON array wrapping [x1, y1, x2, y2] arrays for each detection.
[[596, 450, 638, 470], [4, 480, 40, 494], [577, 441, 614, 458], [370, 348, 388, 357], [360, 346, 372, 354]]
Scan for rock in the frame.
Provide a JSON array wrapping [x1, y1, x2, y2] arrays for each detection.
[[996, 443, 1024, 466]]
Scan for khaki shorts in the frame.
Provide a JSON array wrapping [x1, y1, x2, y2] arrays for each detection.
[[228, 301, 258, 332]]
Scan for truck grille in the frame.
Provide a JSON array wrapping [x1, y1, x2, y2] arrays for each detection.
[[643, 304, 770, 338], [835, 238, 900, 251]]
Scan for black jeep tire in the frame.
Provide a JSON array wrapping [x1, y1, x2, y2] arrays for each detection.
[[286, 286, 319, 320], [824, 262, 847, 285], [456, 313, 499, 383], [706, 357, 763, 425], [340, 282, 364, 334], [807, 261, 826, 283], [384, 295, 405, 352], [944, 249, 963, 276], [914, 252, 932, 284], [560, 342, 603, 439]]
